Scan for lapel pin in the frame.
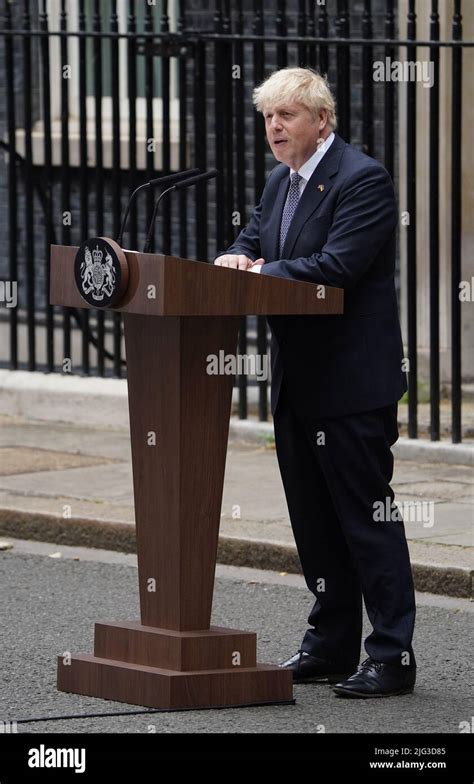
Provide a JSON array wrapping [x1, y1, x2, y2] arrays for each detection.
[[317, 184, 325, 192]]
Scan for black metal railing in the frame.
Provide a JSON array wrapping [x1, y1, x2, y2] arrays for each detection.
[[0, 0, 471, 441]]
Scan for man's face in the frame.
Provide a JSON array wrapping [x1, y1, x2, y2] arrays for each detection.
[[264, 101, 322, 171]]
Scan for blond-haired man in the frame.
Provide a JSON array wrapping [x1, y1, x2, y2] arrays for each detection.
[[215, 68, 416, 698]]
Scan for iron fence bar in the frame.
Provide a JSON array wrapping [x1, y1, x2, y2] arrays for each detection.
[[276, 0, 287, 69], [78, 0, 90, 374], [144, 3, 155, 246], [177, 0, 188, 259], [39, 1, 54, 373], [161, 0, 171, 255], [214, 1, 225, 254], [383, 0, 396, 179], [361, 0, 374, 157], [127, 0, 138, 255], [296, 0, 305, 65], [451, 0, 463, 443], [4, 1, 18, 369], [223, 0, 233, 252], [22, 0, 36, 370], [94, 0, 105, 375], [305, 0, 317, 69], [429, 0, 440, 440], [406, 0, 418, 438], [193, 38, 208, 261], [110, 0, 122, 377], [60, 0, 72, 366], [234, 0, 247, 420], [253, 0, 268, 422], [336, 0, 351, 142], [317, 2, 329, 75]]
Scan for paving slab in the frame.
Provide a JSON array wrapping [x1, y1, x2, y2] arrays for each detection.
[[0, 415, 471, 598]]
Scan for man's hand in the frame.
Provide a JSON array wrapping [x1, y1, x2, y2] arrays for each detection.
[[249, 257, 265, 271], [214, 254, 254, 270]]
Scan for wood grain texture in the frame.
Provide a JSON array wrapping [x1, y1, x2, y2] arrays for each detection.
[[50, 245, 343, 316], [57, 655, 293, 710], [94, 621, 257, 671], [123, 313, 239, 630]]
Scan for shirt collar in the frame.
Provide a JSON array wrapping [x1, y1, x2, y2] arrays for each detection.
[[290, 131, 335, 182]]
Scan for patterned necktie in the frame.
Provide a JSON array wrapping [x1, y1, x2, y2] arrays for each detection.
[[279, 172, 302, 256]]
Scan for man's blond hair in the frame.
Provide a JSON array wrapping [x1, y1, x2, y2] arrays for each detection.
[[253, 67, 337, 130]]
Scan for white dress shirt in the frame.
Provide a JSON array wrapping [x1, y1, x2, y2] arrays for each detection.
[[250, 131, 335, 272]]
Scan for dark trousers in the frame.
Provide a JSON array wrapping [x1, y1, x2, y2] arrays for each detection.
[[273, 379, 416, 668]]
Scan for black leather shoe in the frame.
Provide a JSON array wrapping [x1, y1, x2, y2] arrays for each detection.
[[279, 651, 355, 684], [333, 657, 416, 698]]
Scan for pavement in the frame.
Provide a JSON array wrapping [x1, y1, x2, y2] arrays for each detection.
[[0, 412, 472, 598], [0, 539, 472, 734]]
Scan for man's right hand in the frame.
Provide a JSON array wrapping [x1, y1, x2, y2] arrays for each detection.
[[213, 254, 254, 270]]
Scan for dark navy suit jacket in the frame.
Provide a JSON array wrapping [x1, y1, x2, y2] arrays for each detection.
[[216, 133, 407, 419]]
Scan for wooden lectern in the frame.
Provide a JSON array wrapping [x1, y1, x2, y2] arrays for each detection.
[[50, 243, 343, 710]]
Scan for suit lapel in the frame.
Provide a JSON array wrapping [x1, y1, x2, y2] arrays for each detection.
[[280, 134, 346, 259]]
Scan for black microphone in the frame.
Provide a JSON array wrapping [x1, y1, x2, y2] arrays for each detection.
[[174, 168, 218, 190], [143, 169, 218, 254], [117, 168, 200, 247], [148, 169, 201, 189]]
